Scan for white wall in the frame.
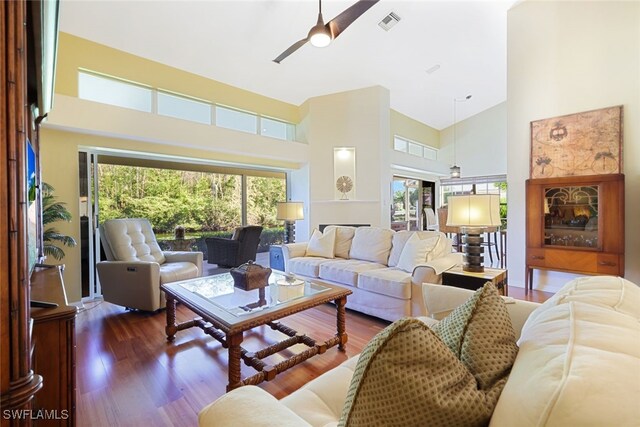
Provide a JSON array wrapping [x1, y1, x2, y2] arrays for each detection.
[[507, 1, 640, 290], [301, 86, 390, 232], [439, 101, 508, 178], [289, 164, 310, 242]]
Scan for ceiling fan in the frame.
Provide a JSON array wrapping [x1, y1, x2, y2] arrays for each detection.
[[273, 0, 380, 64]]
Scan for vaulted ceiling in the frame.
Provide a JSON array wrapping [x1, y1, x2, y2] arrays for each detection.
[[59, 0, 514, 130]]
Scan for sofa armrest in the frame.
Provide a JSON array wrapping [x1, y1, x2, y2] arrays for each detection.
[[163, 251, 204, 275], [421, 283, 540, 340], [281, 242, 308, 271], [96, 261, 161, 311], [412, 253, 463, 284], [198, 386, 311, 427]]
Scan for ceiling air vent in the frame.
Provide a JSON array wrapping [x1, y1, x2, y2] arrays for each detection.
[[378, 12, 401, 31]]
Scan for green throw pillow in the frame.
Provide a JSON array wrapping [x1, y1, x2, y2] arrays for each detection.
[[339, 282, 518, 427], [433, 282, 519, 390]]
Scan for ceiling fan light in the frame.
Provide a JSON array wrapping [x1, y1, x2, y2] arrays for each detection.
[[309, 25, 331, 47]]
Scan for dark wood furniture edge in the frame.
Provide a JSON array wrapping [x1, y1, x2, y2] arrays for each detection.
[[525, 174, 624, 294], [30, 266, 77, 426]]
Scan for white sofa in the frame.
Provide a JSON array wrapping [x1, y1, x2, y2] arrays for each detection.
[[199, 276, 640, 426], [282, 226, 461, 321]]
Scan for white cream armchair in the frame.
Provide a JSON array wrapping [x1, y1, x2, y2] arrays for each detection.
[[97, 218, 203, 311]]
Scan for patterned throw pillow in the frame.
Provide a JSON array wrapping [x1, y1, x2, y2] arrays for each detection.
[[433, 282, 519, 390], [339, 283, 518, 427]]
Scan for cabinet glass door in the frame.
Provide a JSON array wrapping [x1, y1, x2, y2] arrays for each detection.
[[544, 185, 599, 249]]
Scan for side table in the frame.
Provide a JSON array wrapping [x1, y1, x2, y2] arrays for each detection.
[[442, 265, 508, 296], [165, 238, 196, 251], [269, 245, 285, 271]]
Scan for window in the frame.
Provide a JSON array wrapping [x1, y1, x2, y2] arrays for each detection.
[[78, 71, 152, 112], [215, 106, 257, 134], [407, 142, 423, 157], [393, 135, 438, 160], [78, 70, 298, 142], [260, 117, 295, 141], [423, 146, 437, 160], [440, 175, 508, 228], [157, 91, 211, 125], [394, 137, 408, 152]]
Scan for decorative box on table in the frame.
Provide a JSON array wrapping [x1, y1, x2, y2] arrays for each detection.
[[230, 261, 272, 291]]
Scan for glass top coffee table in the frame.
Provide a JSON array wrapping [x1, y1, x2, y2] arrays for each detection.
[[161, 271, 352, 391]]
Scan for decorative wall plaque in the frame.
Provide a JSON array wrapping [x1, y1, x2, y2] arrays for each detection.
[[530, 106, 623, 178]]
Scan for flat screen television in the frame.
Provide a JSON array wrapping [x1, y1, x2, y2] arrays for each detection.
[[26, 138, 40, 273]]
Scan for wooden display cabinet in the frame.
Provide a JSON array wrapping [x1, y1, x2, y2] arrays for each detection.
[[525, 174, 624, 293]]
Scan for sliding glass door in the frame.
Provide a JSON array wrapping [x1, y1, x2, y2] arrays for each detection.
[[391, 178, 420, 231]]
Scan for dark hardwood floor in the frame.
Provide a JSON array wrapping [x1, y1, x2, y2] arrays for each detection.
[[75, 283, 553, 427], [75, 299, 388, 426]]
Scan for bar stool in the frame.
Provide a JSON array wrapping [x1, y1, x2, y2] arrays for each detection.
[[500, 229, 507, 268], [482, 227, 500, 266]]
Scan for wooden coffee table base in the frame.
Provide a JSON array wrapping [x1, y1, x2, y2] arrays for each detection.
[[165, 295, 349, 392]]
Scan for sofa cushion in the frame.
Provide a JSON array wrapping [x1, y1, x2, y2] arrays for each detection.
[[159, 261, 199, 285], [433, 282, 519, 391], [319, 259, 386, 287], [324, 226, 356, 259], [388, 230, 441, 267], [357, 268, 412, 299], [339, 317, 509, 427], [490, 276, 640, 427], [288, 257, 329, 278], [199, 385, 311, 427], [306, 228, 336, 259], [282, 356, 359, 426], [349, 227, 393, 265], [396, 234, 440, 273]]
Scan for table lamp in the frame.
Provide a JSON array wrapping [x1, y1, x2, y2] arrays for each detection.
[[446, 194, 501, 272], [276, 201, 304, 244]]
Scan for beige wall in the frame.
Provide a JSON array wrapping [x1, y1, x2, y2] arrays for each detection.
[[507, 1, 640, 290], [390, 109, 440, 148], [56, 33, 299, 122]]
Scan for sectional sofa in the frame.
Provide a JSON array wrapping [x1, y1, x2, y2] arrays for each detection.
[[199, 276, 640, 426], [281, 226, 462, 321]]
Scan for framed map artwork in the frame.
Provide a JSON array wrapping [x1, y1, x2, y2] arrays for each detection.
[[530, 106, 623, 178]]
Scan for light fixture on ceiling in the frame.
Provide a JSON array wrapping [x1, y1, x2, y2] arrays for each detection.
[[273, 0, 380, 63], [309, 4, 332, 48], [450, 94, 472, 179]]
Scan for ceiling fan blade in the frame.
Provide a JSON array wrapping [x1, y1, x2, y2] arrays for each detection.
[[273, 38, 309, 64], [327, 0, 379, 39]]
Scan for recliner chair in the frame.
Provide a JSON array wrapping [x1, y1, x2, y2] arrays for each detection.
[[205, 225, 263, 267], [97, 218, 203, 311]]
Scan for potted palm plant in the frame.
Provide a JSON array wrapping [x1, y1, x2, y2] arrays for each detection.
[[42, 183, 76, 260]]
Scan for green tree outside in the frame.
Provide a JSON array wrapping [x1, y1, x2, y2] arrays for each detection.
[[98, 165, 285, 235]]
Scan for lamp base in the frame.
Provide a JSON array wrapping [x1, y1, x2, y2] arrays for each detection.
[[461, 227, 485, 273], [283, 221, 296, 244]]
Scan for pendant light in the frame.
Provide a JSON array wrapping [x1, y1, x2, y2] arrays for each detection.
[[451, 94, 472, 178]]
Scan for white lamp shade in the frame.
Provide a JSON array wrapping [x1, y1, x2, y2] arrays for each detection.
[[276, 202, 304, 221], [446, 194, 501, 227]]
